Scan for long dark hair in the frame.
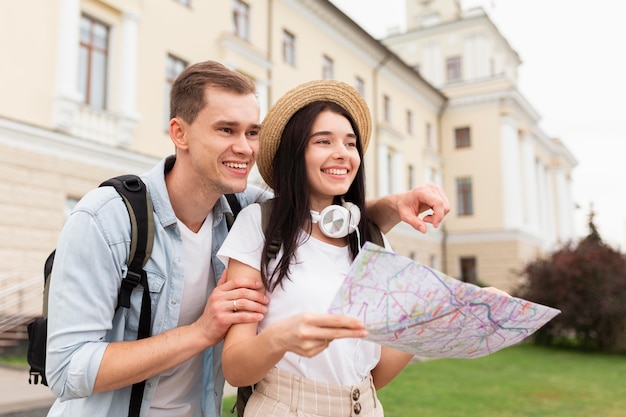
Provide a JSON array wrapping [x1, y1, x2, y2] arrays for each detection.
[[260, 101, 378, 291]]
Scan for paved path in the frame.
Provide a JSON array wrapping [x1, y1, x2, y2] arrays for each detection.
[[0, 366, 54, 415], [0, 365, 238, 416]]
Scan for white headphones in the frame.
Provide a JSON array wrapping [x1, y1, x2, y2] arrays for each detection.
[[310, 201, 361, 238]]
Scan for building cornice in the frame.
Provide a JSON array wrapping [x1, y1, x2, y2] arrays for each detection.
[[0, 116, 158, 173], [217, 34, 272, 70], [384, 7, 521, 66], [309, 0, 446, 108]]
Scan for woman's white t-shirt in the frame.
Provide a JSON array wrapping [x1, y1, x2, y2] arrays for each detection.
[[218, 204, 382, 386]]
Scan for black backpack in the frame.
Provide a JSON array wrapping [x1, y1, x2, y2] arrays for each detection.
[[26, 174, 242, 417]]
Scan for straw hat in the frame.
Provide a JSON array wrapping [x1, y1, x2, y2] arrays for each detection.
[[257, 79, 372, 188]]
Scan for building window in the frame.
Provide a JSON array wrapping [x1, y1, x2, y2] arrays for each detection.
[[455, 127, 471, 148], [383, 95, 391, 123], [407, 109, 414, 134], [164, 54, 188, 130], [322, 55, 334, 79], [175, 0, 191, 6], [408, 164, 415, 190], [456, 177, 473, 215], [460, 257, 477, 284], [282, 30, 296, 66], [446, 56, 462, 82], [78, 14, 109, 109], [386, 147, 395, 194], [429, 254, 437, 269], [426, 122, 433, 148], [355, 77, 365, 96], [232, 0, 250, 40]]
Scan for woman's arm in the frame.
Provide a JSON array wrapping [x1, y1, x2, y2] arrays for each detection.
[[222, 259, 368, 387], [370, 347, 414, 390]]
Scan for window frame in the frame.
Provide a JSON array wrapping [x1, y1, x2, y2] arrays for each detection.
[[446, 55, 462, 82], [78, 14, 110, 109], [456, 177, 473, 216], [232, 0, 250, 41], [454, 126, 471, 148], [406, 109, 414, 134], [383, 94, 391, 123], [163, 54, 188, 130], [282, 29, 296, 66], [355, 77, 365, 96], [460, 256, 477, 284], [322, 55, 334, 79]]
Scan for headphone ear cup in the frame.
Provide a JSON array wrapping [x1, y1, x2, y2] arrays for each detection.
[[316, 203, 362, 238], [342, 202, 361, 234], [318, 205, 352, 238]]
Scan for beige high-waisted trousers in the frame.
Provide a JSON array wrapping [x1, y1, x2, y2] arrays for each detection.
[[243, 367, 384, 417]]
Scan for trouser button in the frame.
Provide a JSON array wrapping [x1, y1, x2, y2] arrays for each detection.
[[353, 402, 362, 414], [352, 388, 360, 401]]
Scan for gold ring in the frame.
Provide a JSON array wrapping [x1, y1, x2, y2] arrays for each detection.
[[233, 299, 238, 312]]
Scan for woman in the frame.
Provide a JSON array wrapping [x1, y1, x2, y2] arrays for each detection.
[[218, 80, 414, 417]]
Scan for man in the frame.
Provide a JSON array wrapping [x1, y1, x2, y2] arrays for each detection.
[[45, 61, 449, 417]]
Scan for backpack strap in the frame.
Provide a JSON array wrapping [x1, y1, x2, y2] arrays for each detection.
[[259, 199, 281, 260], [224, 193, 242, 231], [99, 175, 154, 417], [368, 222, 385, 247], [100, 175, 154, 310]]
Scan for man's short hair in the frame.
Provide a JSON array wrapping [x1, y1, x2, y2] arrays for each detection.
[[170, 60, 257, 124]]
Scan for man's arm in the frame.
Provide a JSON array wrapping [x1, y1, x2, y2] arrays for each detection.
[[93, 275, 267, 392], [46, 202, 268, 398], [366, 183, 450, 233]]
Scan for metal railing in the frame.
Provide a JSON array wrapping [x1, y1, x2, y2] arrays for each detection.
[[0, 271, 42, 336]]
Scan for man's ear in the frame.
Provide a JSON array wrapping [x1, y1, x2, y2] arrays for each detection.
[[169, 117, 188, 150]]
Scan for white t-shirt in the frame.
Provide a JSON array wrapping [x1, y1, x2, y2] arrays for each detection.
[[218, 204, 382, 385], [150, 214, 214, 417]]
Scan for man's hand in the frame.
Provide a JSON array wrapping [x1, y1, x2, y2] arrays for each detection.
[[193, 271, 268, 347], [395, 183, 450, 233], [368, 183, 450, 233]]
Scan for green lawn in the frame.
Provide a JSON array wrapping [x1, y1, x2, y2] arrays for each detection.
[[222, 344, 626, 417]]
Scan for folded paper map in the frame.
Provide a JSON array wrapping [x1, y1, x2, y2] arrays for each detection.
[[328, 242, 561, 358]]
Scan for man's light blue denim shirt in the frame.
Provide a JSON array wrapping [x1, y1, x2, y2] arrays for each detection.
[[45, 156, 270, 417]]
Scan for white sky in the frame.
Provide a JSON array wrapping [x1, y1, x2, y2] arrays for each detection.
[[331, 0, 626, 249]]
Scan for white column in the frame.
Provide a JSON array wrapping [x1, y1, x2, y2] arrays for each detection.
[[521, 132, 539, 234], [464, 35, 475, 80], [554, 166, 575, 242], [118, 11, 141, 117], [545, 166, 557, 246], [53, 0, 81, 131], [500, 115, 523, 230], [535, 160, 548, 244]]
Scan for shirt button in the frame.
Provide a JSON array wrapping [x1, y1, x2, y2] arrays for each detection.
[[172, 300, 177, 305], [352, 388, 360, 401]]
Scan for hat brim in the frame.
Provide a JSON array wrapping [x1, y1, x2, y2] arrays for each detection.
[[258, 80, 372, 189]]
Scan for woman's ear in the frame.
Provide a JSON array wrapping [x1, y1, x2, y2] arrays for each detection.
[[169, 117, 188, 151]]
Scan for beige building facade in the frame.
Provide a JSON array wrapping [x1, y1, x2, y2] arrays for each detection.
[[384, 0, 577, 288], [0, 0, 575, 322]]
